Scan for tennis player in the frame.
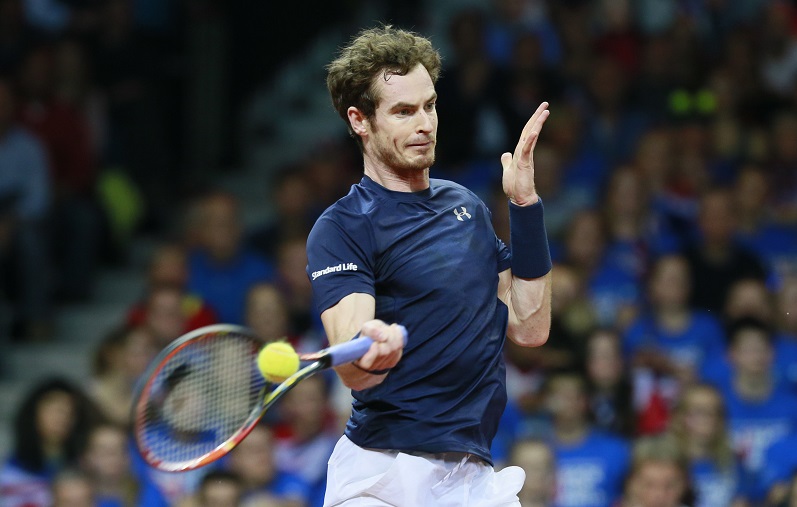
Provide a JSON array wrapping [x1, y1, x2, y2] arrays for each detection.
[[306, 26, 552, 506]]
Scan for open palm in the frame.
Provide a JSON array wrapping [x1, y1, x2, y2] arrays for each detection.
[[501, 102, 550, 206]]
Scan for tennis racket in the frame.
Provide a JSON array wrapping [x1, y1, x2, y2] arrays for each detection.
[[131, 323, 407, 472]]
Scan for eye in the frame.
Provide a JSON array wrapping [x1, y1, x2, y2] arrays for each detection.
[[425, 102, 436, 111], [398, 108, 411, 116]]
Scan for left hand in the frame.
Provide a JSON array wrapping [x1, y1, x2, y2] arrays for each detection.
[[501, 102, 550, 206]]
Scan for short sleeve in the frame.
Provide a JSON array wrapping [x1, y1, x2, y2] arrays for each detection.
[[306, 213, 376, 314]]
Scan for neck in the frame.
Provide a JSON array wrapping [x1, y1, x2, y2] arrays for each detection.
[[555, 420, 588, 444], [363, 154, 429, 192], [656, 307, 689, 331], [737, 212, 760, 232], [686, 438, 711, 460], [291, 422, 322, 443], [41, 441, 63, 462], [702, 241, 731, 262], [734, 372, 772, 399], [610, 215, 639, 240], [93, 477, 125, 495]]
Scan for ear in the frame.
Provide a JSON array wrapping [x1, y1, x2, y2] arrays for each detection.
[[347, 106, 369, 138]]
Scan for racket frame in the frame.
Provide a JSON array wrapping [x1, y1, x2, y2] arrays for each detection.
[[131, 323, 405, 472]]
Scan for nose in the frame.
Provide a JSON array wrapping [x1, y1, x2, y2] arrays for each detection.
[[416, 109, 433, 134]]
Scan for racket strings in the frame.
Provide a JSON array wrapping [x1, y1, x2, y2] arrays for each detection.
[[137, 332, 266, 467]]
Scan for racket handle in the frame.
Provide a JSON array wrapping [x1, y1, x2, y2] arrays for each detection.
[[328, 325, 408, 367]]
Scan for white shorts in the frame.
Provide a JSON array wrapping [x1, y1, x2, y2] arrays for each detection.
[[323, 435, 525, 507]]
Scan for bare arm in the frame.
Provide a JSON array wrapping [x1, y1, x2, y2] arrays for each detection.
[[498, 269, 551, 347], [320, 292, 405, 391], [497, 101, 552, 347]]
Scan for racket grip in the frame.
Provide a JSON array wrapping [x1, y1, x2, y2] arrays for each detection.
[[329, 325, 408, 367]]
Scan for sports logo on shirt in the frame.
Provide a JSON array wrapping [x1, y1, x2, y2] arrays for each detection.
[[311, 262, 358, 280], [453, 207, 472, 221]]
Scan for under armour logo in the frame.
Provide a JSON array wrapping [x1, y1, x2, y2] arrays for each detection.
[[453, 207, 472, 221]]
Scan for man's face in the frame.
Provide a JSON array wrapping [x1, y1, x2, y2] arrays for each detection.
[[365, 63, 438, 173]]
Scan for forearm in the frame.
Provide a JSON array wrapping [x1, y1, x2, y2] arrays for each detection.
[[325, 325, 387, 392], [501, 198, 552, 346], [504, 271, 552, 347], [320, 293, 399, 391], [334, 362, 387, 391]]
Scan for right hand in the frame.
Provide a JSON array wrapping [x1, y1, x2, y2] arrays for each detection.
[[354, 320, 405, 373]]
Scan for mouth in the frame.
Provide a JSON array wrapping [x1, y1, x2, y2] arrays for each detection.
[[408, 140, 434, 148]]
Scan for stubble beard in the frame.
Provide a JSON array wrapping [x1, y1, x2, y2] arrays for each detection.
[[374, 137, 436, 174]]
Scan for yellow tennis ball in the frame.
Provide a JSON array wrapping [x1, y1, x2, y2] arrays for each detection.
[[257, 341, 300, 383]]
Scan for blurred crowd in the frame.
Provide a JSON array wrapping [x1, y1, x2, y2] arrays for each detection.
[[2, 0, 797, 506]]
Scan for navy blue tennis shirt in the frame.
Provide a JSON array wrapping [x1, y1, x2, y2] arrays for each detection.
[[306, 175, 512, 464]]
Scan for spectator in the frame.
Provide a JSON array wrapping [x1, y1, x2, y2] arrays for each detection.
[[632, 126, 704, 254], [717, 317, 797, 503], [622, 436, 692, 507], [244, 282, 323, 354], [248, 168, 315, 264], [579, 56, 648, 178], [89, 325, 157, 427], [140, 284, 189, 347], [224, 424, 309, 507], [0, 75, 52, 341], [502, 264, 586, 429], [561, 209, 639, 327], [245, 283, 289, 342], [51, 469, 96, 507], [623, 254, 726, 432], [126, 243, 217, 334], [544, 370, 630, 507], [704, 277, 797, 392], [506, 439, 556, 507], [79, 422, 139, 507], [434, 8, 504, 171], [759, 2, 797, 99], [91, 0, 174, 229], [177, 470, 244, 507], [542, 104, 605, 208], [517, 142, 591, 241], [601, 166, 649, 285], [484, 0, 562, 67], [683, 188, 767, 314], [779, 474, 797, 507], [548, 262, 596, 359], [274, 235, 317, 339], [668, 384, 746, 507], [761, 430, 797, 507], [776, 279, 797, 388], [52, 38, 107, 165], [0, 378, 98, 507], [16, 43, 104, 303], [767, 111, 797, 225], [187, 191, 274, 325], [585, 328, 635, 438], [733, 165, 797, 286]]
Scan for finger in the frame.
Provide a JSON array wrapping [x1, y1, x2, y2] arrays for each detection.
[[514, 102, 549, 156], [357, 341, 381, 369], [500, 152, 512, 172], [361, 320, 388, 342], [519, 109, 550, 165]]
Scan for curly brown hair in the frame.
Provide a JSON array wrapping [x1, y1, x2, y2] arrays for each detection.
[[326, 25, 442, 152]]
